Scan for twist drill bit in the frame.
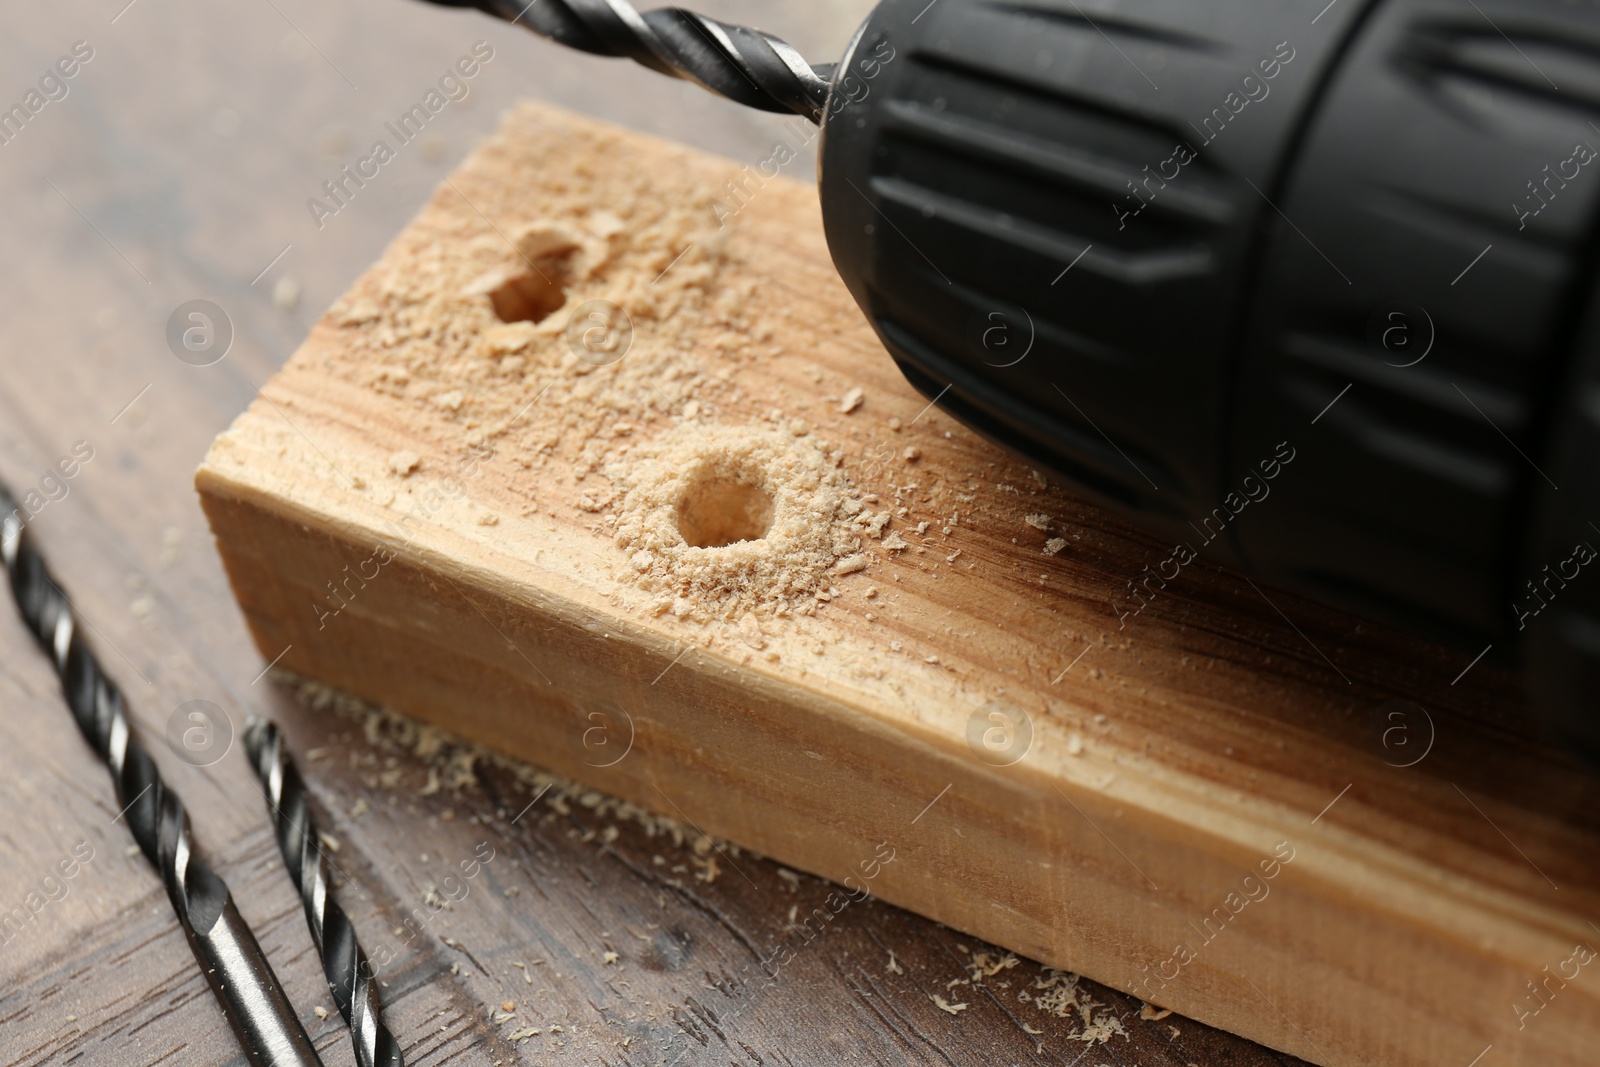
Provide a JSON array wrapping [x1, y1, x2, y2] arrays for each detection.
[[424, 0, 834, 121], [0, 488, 323, 1067], [244, 718, 404, 1067]]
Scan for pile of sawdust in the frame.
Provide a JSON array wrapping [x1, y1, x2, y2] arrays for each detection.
[[610, 423, 861, 621], [287, 673, 749, 861], [1021, 968, 1130, 1044]]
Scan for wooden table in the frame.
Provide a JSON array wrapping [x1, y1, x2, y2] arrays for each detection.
[[0, 2, 1461, 1064]]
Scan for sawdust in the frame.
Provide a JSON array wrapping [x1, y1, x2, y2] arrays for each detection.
[[968, 950, 1020, 980], [283, 674, 1167, 1056], [320, 104, 868, 627], [387, 451, 420, 476], [610, 424, 861, 621], [1019, 969, 1130, 1045], [288, 673, 751, 861]]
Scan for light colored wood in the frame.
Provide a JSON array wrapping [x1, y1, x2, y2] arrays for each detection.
[[197, 101, 1600, 1067]]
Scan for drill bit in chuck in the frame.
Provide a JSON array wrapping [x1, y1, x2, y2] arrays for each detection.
[[427, 0, 833, 121]]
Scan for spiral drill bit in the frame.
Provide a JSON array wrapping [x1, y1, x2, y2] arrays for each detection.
[[244, 719, 403, 1067], [424, 0, 834, 121], [0, 487, 323, 1067]]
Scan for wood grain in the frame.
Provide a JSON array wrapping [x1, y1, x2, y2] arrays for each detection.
[[194, 101, 1600, 1067]]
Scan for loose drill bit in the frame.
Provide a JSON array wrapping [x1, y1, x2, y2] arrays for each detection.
[[0, 488, 323, 1067], [424, 0, 833, 121], [245, 719, 404, 1067]]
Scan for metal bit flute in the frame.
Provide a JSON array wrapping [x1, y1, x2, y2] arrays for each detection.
[[0, 489, 322, 1067], [245, 719, 404, 1067], [426, 0, 833, 121]]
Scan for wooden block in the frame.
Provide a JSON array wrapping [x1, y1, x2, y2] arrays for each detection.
[[196, 102, 1600, 1067]]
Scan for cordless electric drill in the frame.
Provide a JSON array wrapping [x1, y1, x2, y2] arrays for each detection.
[[428, 0, 1600, 759]]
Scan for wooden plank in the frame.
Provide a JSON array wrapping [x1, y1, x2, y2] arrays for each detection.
[[195, 101, 1600, 1067]]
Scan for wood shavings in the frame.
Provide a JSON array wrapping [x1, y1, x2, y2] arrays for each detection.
[[387, 451, 420, 476], [1139, 1003, 1172, 1021], [1028, 969, 1129, 1045], [286, 674, 753, 885], [931, 994, 969, 1015], [969, 951, 1019, 981], [839, 387, 864, 414], [692, 852, 721, 883], [1045, 538, 1066, 555], [1025, 513, 1051, 531]]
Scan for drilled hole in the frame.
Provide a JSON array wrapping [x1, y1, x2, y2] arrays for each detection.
[[490, 270, 567, 324], [676, 464, 774, 548], [489, 242, 577, 324]]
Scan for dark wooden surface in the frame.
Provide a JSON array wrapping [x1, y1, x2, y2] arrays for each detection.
[[0, 2, 1311, 1064]]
